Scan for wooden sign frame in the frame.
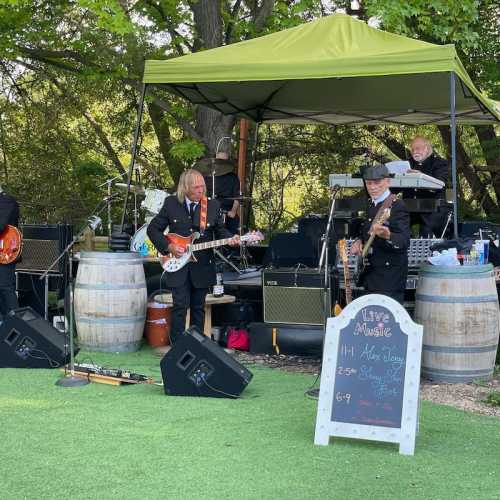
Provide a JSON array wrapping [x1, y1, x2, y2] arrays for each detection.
[[314, 294, 423, 455]]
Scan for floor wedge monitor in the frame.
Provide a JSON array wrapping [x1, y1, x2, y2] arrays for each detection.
[[0, 307, 74, 368], [160, 327, 253, 398]]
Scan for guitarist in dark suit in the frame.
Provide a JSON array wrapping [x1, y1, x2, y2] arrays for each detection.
[[350, 165, 410, 305], [147, 169, 239, 344], [0, 186, 20, 319]]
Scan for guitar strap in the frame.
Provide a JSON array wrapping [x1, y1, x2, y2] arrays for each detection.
[[199, 196, 208, 234], [368, 193, 397, 232]]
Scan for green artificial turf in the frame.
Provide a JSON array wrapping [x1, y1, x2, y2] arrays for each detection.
[[0, 346, 499, 500]]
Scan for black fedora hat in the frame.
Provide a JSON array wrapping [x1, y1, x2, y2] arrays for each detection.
[[362, 164, 392, 180]]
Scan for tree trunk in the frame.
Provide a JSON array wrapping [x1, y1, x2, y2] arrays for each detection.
[[147, 101, 185, 182], [438, 126, 497, 216], [190, 0, 236, 157]]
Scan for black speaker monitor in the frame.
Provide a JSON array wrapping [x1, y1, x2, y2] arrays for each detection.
[[160, 328, 253, 398], [0, 307, 74, 368]]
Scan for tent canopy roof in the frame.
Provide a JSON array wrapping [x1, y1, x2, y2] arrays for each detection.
[[143, 13, 499, 125]]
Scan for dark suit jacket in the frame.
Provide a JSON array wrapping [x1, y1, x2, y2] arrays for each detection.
[[0, 191, 20, 232], [359, 197, 410, 293], [147, 195, 231, 288], [407, 153, 449, 200]]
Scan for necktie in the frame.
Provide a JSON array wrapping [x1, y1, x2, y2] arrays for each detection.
[[189, 202, 196, 219]]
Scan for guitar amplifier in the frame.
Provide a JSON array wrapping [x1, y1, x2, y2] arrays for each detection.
[[262, 268, 331, 326], [17, 224, 73, 274]]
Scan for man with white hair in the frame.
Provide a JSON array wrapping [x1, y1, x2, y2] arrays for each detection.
[[406, 136, 449, 237], [147, 169, 239, 344]]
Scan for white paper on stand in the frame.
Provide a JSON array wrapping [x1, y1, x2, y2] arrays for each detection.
[[385, 160, 411, 174]]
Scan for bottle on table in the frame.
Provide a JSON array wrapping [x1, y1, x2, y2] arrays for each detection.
[[213, 264, 224, 298]]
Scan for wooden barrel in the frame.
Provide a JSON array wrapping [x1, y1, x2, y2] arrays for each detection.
[[414, 264, 500, 382], [74, 252, 147, 352]]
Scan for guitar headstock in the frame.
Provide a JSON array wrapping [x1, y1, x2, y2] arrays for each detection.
[[241, 230, 264, 246], [338, 239, 348, 264]]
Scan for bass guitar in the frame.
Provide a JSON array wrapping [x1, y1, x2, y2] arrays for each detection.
[[334, 239, 352, 316], [160, 231, 264, 272], [0, 225, 22, 264]]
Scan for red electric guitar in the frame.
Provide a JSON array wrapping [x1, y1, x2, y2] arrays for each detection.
[[160, 230, 264, 272], [0, 225, 22, 264]]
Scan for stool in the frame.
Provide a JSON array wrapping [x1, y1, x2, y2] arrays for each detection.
[[156, 293, 235, 337]]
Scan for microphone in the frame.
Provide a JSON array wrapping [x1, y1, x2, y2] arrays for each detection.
[[87, 216, 102, 231]]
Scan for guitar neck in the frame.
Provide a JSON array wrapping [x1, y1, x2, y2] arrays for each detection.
[[191, 237, 235, 252], [343, 263, 352, 304], [361, 232, 376, 258]]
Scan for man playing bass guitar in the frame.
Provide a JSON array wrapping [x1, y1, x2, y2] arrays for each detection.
[[350, 164, 410, 305], [147, 169, 239, 344], [0, 185, 20, 320]]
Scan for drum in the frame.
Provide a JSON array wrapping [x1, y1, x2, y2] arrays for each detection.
[[141, 188, 168, 215], [130, 224, 159, 258], [74, 252, 147, 352]]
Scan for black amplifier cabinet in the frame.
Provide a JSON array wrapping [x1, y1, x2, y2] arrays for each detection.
[[263, 268, 331, 326], [17, 224, 73, 274]]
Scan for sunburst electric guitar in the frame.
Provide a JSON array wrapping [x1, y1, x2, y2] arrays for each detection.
[[160, 231, 264, 272], [334, 239, 352, 316], [0, 225, 22, 264]]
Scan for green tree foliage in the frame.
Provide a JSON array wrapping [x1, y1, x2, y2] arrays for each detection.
[[0, 0, 497, 230]]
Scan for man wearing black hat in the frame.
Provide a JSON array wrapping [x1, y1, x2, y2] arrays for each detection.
[[350, 164, 410, 304]]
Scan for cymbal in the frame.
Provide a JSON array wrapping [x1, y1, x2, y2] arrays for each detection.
[[197, 158, 236, 176], [115, 182, 146, 195]]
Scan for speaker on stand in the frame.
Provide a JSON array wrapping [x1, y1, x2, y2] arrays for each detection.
[[160, 327, 253, 398]]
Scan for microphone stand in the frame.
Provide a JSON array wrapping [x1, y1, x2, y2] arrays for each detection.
[[318, 185, 341, 330], [305, 186, 341, 399], [41, 205, 107, 387]]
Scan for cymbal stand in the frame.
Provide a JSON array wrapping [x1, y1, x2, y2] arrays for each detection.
[[214, 248, 242, 274], [107, 179, 112, 237], [98, 173, 127, 238]]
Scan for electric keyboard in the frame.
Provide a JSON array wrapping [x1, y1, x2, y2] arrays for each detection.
[[329, 172, 445, 190]]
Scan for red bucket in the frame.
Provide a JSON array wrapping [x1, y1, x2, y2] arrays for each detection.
[[144, 307, 172, 347], [146, 300, 170, 321]]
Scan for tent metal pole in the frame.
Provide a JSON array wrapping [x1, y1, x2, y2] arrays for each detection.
[[119, 83, 147, 230], [450, 72, 458, 238], [245, 122, 260, 230]]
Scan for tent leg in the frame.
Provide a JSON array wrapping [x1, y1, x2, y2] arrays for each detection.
[[119, 83, 147, 230], [450, 72, 458, 239]]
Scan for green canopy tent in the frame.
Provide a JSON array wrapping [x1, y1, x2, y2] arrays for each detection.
[[120, 13, 499, 237]]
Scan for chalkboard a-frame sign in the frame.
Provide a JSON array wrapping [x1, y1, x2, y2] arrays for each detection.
[[314, 294, 423, 455]]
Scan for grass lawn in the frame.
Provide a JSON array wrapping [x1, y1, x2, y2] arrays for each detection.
[[0, 346, 499, 500]]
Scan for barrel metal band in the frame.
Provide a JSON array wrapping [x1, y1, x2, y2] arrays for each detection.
[[76, 315, 146, 324], [80, 259, 143, 266], [422, 367, 493, 377], [416, 293, 498, 303], [75, 283, 147, 290], [421, 272, 493, 279], [423, 343, 498, 353]]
